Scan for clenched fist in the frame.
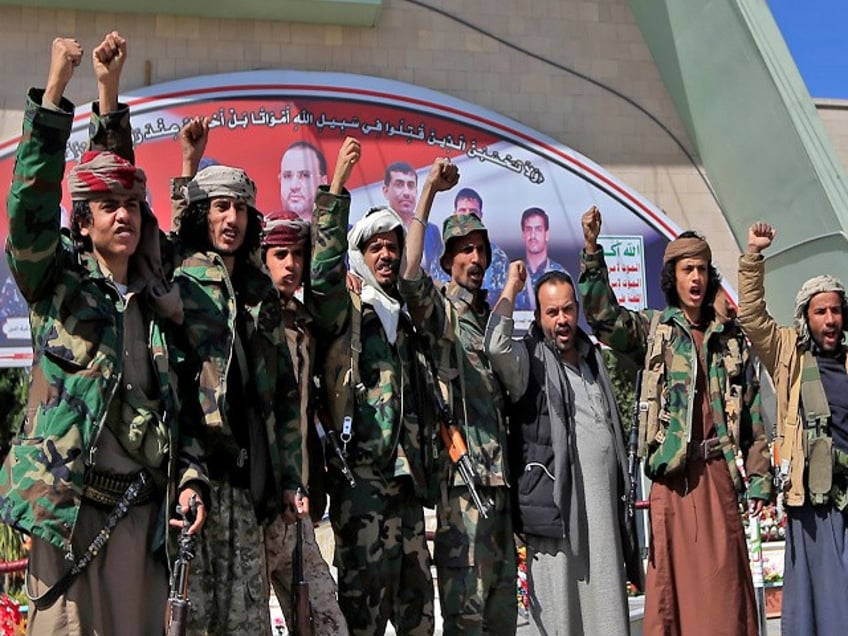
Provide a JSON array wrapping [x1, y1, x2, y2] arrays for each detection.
[[506, 260, 527, 296], [747, 222, 775, 255], [45, 37, 83, 105], [581, 205, 602, 253]]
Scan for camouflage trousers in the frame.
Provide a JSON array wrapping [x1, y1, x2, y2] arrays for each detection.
[[329, 467, 435, 635], [186, 480, 271, 636], [435, 485, 517, 636], [265, 514, 349, 635]]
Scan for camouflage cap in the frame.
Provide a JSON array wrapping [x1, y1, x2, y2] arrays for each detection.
[[182, 165, 258, 211], [68, 150, 146, 202], [439, 213, 492, 275]]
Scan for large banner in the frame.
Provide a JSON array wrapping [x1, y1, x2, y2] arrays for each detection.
[[0, 70, 687, 366]]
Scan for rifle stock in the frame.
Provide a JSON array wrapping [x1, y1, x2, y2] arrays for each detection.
[[291, 518, 313, 635]]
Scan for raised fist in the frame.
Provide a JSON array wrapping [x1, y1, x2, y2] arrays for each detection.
[[427, 158, 459, 193], [92, 31, 127, 85], [331, 137, 361, 193], [507, 260, 527, 295], [581, 205, 602, 249], [746, 222, 775, 255], [45, 37, 83, 102]]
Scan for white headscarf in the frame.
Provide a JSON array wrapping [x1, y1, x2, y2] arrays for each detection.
[[347, 207, 407, 344]]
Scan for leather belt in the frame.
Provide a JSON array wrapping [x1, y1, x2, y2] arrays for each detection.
[[687, 438, 723, 462]]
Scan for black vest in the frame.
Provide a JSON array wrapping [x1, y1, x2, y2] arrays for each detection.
[[509, 335, 569, 538]]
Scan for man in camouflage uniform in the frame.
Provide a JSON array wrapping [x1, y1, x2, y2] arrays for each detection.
[[739, 222, 848, 635], [431, 187, 509, 306], [311, 138, 437, 636], [261, 204, 348, 635], [0, 34, 206, 636], [579, 206, 771, 636], [171, 121, 303, 636], [400, 158, 517, 636]]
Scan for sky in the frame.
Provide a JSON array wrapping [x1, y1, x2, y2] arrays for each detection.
[[768, 0, 848, 99]]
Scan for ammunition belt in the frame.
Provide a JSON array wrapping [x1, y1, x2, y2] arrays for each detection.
[[82, 468, 156, 507]]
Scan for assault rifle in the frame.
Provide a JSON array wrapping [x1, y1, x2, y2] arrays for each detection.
[[626, 370, 643, 519], [165, 496, 198, 636], [424, 356, 493, 518], [291, 490, 313, 635], [440, 420, 493, 518]]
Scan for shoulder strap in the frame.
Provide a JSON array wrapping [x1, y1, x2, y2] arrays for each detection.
[[435, 298, 470, 436], [349, 292, 364, 399]]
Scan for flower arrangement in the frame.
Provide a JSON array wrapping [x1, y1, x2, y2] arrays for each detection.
[[516, 545, 529, 618], [0, 594, 24, 636], [763, 560, 783, 586], [0, 524, 28, 635]]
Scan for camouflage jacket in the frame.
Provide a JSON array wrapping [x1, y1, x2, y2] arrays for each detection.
[[399, 274, 509, 487], [171, 229, 302, 522], [0, 90, 205, 553], [579, 249, 771, 500], [310, 188, 435, 497]]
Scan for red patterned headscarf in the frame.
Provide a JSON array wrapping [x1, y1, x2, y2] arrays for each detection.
[[68, 151, 146, 201], [263, 209, 310, 248]]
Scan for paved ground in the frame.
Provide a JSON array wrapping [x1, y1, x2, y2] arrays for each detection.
[[277, 515, 784, 635]]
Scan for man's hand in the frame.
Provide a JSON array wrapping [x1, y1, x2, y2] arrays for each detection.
[[425, 157, 459, 193], [747, 222, 775, 255], [93, 31, 127, 87], [493, 260, 527, 317], [581, 205, 602, 254], [280, 488, 309, 524], [93, 31, 127, 115], [45, 37, 83, 107], [346, 271, 363, 295], [506, 260, 527, 297], [169, 486, 206, 535], [330, 137, 361, 195], [179, 117, 210, 177]]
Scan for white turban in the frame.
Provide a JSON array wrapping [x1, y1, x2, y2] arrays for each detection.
[[347, 207, 407, 344]]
